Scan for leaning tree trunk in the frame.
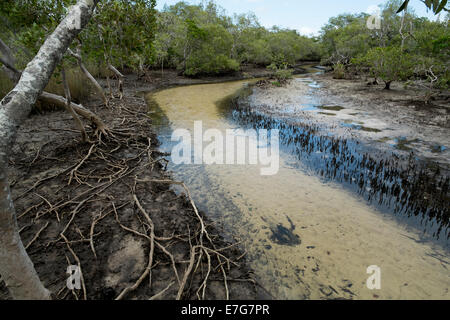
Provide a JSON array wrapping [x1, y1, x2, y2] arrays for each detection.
[[0, 0, 99, 300]]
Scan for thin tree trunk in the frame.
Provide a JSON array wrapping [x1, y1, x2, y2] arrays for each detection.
[[0, 0, 99, 300], [106, 73, 113, 98], [0, 38, 20, 83], [68, 48, 109, 107], [61, 68, 88, 142], [108, 64, 124, 100]]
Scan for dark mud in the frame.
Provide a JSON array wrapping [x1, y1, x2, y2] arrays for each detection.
[[0, 68, 273, 300]]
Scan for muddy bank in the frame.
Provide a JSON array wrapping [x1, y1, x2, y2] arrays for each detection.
[[126, 62, 317, 95], [313, 73, 449, 164], [0, 70, 271, 300], [234, 72, 449, 241], [249, 72, 449, 166]]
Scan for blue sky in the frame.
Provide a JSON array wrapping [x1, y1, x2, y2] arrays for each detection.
[[156, 0, 440, 35]]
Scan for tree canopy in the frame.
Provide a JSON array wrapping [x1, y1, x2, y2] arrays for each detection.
[[320, 0, 449, 90]]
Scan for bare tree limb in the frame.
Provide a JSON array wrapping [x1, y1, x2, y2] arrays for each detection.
[[68, 47, 109, 107], [61, 68, 89, 142], [108, 64, 124, 100], [39, 92, 108, 136]]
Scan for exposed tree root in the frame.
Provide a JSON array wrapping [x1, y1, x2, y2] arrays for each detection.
[[61, 68, 89, 143], [2, 74, 264, 301], [38, 92, 109, 137]]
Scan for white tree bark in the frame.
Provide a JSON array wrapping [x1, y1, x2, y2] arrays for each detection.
[[0, 0, 99, 300]]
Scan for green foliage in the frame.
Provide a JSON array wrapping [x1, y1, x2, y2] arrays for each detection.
[[267, 63, 293, 83], [321, 0, 449, 91], [1, 0, 447, 92], [153, 2, 240, 76], [319, 13, 376, 65], [413, 18, 450, 62], [83, 0, 157, 72], [397, 0, 448, 14], [0, 0, 158, 74], [353, 46, 415, 88], [273, 69, 294, 82], [184, 22, 239, 76], [0, 0, 73, 69], [153, 1, 320, 76], [332, 63, 346, 79]]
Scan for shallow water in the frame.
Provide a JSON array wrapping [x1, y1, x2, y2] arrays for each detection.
[[146, 77, 449, 300]]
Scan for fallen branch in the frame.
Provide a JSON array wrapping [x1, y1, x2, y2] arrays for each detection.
[[39, 92, 108, 136]]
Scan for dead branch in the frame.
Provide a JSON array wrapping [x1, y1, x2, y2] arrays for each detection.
[[108, 64, 124, 100], [68, 47, 109, 107], [61, 67, 88, 142], [39, 92, 108, 136]]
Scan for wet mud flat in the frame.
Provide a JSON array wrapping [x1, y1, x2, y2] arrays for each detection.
[[235, 76, 449, 242], [311, 73, 450, 165]]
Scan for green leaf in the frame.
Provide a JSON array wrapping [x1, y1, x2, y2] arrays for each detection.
[[436, 0, 448, 13], [397, 0, 410, 13]]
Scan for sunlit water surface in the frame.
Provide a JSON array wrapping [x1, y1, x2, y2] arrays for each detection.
[[146, 77, 449, 300]]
